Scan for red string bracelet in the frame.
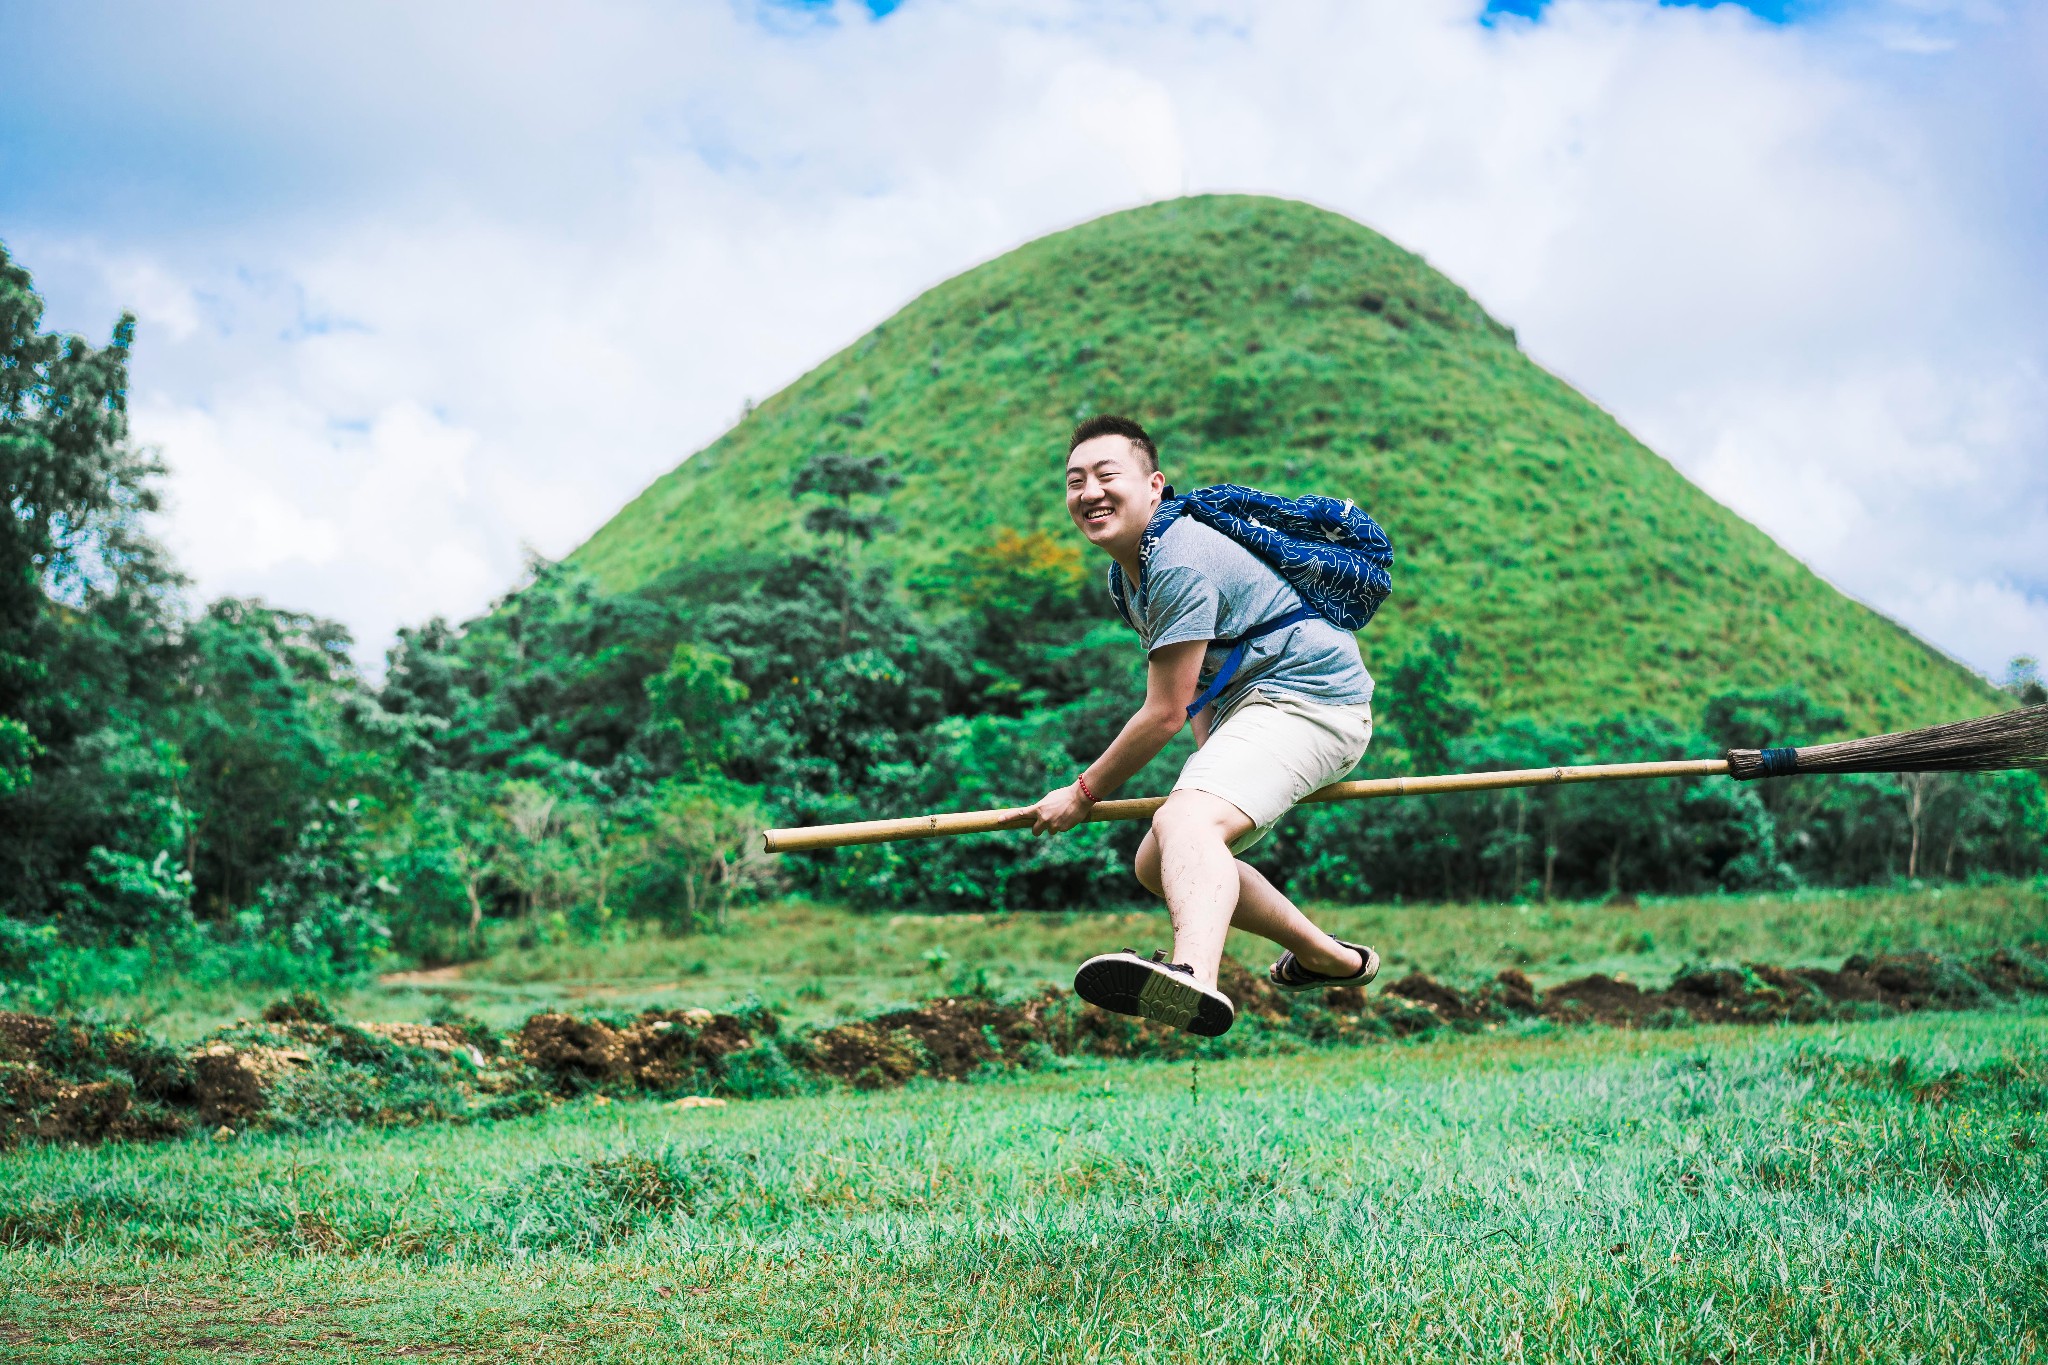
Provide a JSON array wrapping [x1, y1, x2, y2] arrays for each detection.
[[1075, 772, 1097, 803]]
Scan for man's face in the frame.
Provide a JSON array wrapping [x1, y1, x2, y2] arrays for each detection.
[[1065, 435, 1163, 552]]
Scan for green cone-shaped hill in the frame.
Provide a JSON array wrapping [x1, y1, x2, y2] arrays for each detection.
[[572, 195, 1994, 731]]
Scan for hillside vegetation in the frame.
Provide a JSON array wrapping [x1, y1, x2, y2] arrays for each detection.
[[575, 194, 1995, 733], [5, 210, 2041, 1007]]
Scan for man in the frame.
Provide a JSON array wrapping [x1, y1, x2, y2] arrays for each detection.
[[1032, 415, 1381, 1037]]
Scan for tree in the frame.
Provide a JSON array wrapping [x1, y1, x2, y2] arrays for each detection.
[[1377, 627, 1479, 775], [791, 450, 902, 647], [643, 641, 747, 777], [169, 598, 362, 916], [495, 779, 558, 920], [2005, 656, 2046, 707], [1, 240, 186, 925]]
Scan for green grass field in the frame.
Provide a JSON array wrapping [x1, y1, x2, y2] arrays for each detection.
[[6, 1009, 2045, 1362], [8, 883, 2047, 1362]]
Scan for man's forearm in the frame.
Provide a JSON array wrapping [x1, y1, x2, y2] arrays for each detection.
[[1080, 704, 1184, 799]]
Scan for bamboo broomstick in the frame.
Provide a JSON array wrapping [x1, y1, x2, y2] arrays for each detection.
[[762, 758, 1728, 852], [760, 705, 2048, 854]]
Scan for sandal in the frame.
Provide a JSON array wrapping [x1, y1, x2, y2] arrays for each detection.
[[1269, 940, 1380, 993]]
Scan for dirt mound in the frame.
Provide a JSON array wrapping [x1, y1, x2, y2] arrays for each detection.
[[1494, 969, 1541, 1014], [796, 991, 1067, 1086], [1378, 969, 1548, 1029], [1841, 953, 1993, 1010], [517, 1014, 629, 1083], [0, 1012, 57, 1062], [1542, 974, 1654, 1025], [1386, 972, 1472, 1016], [190, 1043, 312, 1125], [516, 1007, 769, 1092], [1530, 949, 2048, 1029], [261, 992, 339, 1026], [360, 1021, 488, 1066], [620, 1010, 759, 1092], [1216, 956, 1291, 1021], [0, 1013, 194, 1146], [1, 1067, 134, 1144], [1541, 964, 1829, 1028], [1961, 949, 2048, 997], [9, 945, 2048, 1146], [801, 1020, 928, 1089]]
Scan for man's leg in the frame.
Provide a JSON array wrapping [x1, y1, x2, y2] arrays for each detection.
[[1137, 820, 1364, 986], [1143, 791, 1247, 990]]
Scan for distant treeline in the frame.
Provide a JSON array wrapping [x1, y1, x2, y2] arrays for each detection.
[[3, 241, 2044, 1006]]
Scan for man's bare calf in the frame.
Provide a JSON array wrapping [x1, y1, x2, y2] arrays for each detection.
[[1135, 789, 1365, 991]]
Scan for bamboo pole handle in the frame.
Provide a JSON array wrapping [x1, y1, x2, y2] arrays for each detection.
[[761, 757, 1732, 853]]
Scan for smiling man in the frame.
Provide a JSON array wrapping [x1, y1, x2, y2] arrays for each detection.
[[1031, 415, 1381, 1036]]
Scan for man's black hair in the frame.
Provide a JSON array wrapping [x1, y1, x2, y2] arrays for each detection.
[[1067, 414, 1158, 473]]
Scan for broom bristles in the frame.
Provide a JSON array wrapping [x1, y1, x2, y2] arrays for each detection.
[[1726, 704, 2048, 780]]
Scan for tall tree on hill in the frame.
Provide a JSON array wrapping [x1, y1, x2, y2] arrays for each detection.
[[792, 450, 901, 648]]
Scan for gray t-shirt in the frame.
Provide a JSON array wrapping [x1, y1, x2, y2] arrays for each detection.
[[1122, 518, 1375, 719]]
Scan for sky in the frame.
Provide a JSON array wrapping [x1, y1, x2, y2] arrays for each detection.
[[1, 0, 2043, 684]]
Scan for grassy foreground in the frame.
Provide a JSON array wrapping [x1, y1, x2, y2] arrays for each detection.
[[9, 883, 2046, 1360], [4, 1008, 2046, 1362]]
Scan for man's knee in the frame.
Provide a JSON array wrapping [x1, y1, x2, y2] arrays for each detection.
[[1150, 790, 1249, 847]]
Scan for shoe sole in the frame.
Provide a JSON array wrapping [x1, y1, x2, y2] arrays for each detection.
[[1074, 954, 1235, 1037]]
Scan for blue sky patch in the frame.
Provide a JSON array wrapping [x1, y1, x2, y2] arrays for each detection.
[[757, 0, 904, 22], [1483, 0, 1814, 24]]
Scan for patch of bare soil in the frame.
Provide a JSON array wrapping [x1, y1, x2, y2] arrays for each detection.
[[801, 1020, 928, 1089], [0, 1011, 192, 1146], [190, 1043, 311, 1125], [517, 1014, 630, 1082], [515, 1007, 767, 1093], [377, 964, 468, 988], [621, 1010, 758, 1091], [361, 1021, 486, 1064]]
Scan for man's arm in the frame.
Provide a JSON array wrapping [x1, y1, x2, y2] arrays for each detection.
[[1031, 639, 1206, 835]]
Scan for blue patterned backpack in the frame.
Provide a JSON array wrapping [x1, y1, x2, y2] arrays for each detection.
[[1108, 484, 1395, 718]]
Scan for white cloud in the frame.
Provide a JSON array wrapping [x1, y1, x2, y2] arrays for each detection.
[[1049, 61, 1187, 202], [7, 0, 2041, 682], [140, 396, 345, 578]]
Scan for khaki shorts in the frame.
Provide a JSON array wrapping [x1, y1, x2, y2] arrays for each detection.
[[1173, 688, 1373, 854]]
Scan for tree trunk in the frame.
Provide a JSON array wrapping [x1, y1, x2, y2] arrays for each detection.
[[1511, 797, 1528, 899], [1900, 773, 1936, 880], [838, 516, 854, 650]]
